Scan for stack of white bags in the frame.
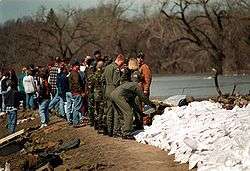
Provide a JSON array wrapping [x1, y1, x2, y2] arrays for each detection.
[[134, 101, 250, 171]]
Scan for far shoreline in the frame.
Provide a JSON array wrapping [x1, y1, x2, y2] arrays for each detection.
[[152, 73, 250, 77]]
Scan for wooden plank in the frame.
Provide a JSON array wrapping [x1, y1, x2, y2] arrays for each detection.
[[0, 129, 25, 145], [36, 163, 53, 171]]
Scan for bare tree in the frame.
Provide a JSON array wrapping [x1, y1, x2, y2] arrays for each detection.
[[159, 0, 234, 74]]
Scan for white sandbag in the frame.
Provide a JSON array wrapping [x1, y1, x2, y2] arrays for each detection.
[[133, 101, 250, 171], [183, 137, 198, 150], [163, 95, 187, 106]]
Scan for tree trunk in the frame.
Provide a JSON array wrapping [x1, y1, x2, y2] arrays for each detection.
[[212, 52, 225, 75]]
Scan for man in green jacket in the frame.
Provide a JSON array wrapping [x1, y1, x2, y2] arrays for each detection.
[[102, 54, 125, 136], [111, 82, 156, 139]]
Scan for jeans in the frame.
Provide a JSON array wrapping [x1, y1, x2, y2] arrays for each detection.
[[19, 92, 26, 110], [0, 94, 2, 112], [72, 95, 83, 125], [39, 99, 50, 124], [49, 89, 59, 110], [49, 90, 65, 118], [26, 93, 34, 110], [7, 110, 17, 133], [66, 92, 73, 122]]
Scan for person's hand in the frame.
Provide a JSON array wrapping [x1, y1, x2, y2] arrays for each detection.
[[144, 90, 149, 96], [81, 92, 86, 97], [151, 103, 157, 109]]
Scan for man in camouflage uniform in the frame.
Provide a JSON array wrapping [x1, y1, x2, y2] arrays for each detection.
[[92, 60, 105, 132], [85, 56, 96, 126], [102, 54, 125, 136]]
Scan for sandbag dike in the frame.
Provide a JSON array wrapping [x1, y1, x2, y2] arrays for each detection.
[[134, 101, 250, 171]]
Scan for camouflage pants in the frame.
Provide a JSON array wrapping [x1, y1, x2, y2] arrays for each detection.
[[88, 93, 95, 126], [94, 100, 105, 130]]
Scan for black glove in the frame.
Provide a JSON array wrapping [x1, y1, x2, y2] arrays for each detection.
[[151, 103, 156, 109]]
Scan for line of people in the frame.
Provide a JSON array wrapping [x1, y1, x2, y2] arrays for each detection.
[[0, 50, 156, 139]]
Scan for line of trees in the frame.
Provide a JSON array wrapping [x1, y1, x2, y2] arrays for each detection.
[[0, 0, 249, 74]]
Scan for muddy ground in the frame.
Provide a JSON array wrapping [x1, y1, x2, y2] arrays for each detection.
[[0, 110, 193, 171]]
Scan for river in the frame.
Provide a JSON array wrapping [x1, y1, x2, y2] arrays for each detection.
[[151, 74, 250, 99]]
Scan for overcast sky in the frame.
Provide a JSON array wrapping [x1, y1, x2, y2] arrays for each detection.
[[0, 0, 155, 23]]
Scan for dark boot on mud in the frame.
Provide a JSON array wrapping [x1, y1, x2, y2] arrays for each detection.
[[97, 129, 103, 134], [94, 122, 99, 130], [88, 119, 94, 127], [107, 131, 113, 137], [122, 133, 135, 140], [113, 132, 122, 138], [102, 127, 108, 135]]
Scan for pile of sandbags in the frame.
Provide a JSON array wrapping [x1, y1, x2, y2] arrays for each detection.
[[134, 101, 250, 171]]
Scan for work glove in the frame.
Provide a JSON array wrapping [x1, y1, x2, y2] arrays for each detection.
[[151, 103, 157, 109]]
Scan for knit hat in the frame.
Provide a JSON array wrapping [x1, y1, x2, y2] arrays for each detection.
[[136, 52, 145, 59]]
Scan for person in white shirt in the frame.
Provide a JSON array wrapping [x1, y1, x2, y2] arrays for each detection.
[[23, 69, 36, 110]]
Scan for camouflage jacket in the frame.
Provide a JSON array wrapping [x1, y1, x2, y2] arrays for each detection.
[[93, 69, 104, 101], [85, 65, 96, 91]]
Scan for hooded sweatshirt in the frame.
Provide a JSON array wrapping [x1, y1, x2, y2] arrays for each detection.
[[23, 75, 35, 94]]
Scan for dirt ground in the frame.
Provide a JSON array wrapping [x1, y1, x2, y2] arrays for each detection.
[[0, 111, 192, 171]]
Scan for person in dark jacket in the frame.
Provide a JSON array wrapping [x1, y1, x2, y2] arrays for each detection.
[[9, 69, 18, 91], [5, 81, 19, 133], [69, 61, 85, 127], [56, 64, 68, 118], [38, 72, 52, 128]]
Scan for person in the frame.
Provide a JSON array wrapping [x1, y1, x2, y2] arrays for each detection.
[[65, 66, 73, 125], [111, 81, 156, 139], [9, 69, 18, 91], [85, 56, 96, 126], [102, 54, 125, 136], [92, 60, 105, 132], [54, 63, 68, 118], [137, 52, 152, 97], [0, 70, 4, 113], [69, 61, 85, 127], [23, 69, 36, 110], [78, 57, 88, 122], [48, 63, 59, 97], [103, 55, 113, 67], [18, 67, 27, 111], [48, 62, 60, 112], [33, 67, 41, 109], [93, 50, 102, 63], [1, 71, 10, 113], [38, 72, 51, 128], [5, 81, 19, 133], [47, 58, 61, 112], [120, 62, 131, 84], [128, 58, 144, 130]]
